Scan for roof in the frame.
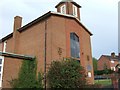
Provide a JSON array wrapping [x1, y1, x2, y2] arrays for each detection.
[[0, 11, 92, 42], [102, 55, 120, 61], [62, 0, 73, 1], [55, 0, 81, 8], [0, 33, 13, 43]]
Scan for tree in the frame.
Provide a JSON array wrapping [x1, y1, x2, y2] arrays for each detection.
[[103, 62, 110, 75], [9, 58, 43, 88], [103, 63, 108, 70], [47, 58, 87, 88], [93, 57, 97, 71]]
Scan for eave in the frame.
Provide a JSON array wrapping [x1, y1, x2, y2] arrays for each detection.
[[55, 1, 81, 8], [18, 11, 92, 36], [0, 51, 35, 60], [0, 33, 13, 43]]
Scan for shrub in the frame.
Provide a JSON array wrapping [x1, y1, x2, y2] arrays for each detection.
[[94, 69, 114, 75], [93, 57, 98, 71], [47, 58, 87, 88], [9, 58, 43, 88]]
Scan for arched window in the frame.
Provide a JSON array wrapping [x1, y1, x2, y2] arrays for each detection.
[[70, 33, 80, 58]]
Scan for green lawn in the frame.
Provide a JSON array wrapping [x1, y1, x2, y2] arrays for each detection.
[[95, 79, 112, 86]]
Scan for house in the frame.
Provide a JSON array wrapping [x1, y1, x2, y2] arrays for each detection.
[[97, 52, 120, 71], [0, 0, 94, 88]]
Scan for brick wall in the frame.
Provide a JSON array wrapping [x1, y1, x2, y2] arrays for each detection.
[[2, 15, 94, 87], [98, 56, 119, 71], [98, 56, 110, 70]]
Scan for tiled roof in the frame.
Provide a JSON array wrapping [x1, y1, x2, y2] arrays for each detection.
[[102, 55, 120, 61]]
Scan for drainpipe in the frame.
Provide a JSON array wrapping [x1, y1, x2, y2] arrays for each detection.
[[118, 53, 120, 64], [44, 20, 47, 89]]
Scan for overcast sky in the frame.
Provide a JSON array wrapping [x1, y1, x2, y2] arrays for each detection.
[[0, 0, 119, 59]]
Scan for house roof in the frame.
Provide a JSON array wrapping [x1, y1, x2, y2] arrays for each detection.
[[55, 0, 81, 8], [102, 55, 120, 61], [0, 11, 92, 42]]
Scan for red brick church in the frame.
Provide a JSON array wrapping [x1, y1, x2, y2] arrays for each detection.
[[0, 0, 94, 88]]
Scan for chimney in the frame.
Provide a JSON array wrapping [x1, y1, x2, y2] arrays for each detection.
[[13, 16, 22, 53], [13, 16, 22, 32], [111, 52, 115, 58]]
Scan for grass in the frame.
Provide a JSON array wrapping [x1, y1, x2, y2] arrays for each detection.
[[94, 79, 112, 86]]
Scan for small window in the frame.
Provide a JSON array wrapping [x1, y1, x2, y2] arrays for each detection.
[[87, 65, 92, 71], [111, 67, 115, 71], [0, 66, 1, 72], [88, 72, 92, 77], [0, 57, 4, 87], [60, 5, 66, 14], [73, 5, 77, 17], [0, 59, 2, 64]]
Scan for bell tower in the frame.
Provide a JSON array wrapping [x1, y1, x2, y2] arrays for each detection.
[[55, 0, 81, 20]]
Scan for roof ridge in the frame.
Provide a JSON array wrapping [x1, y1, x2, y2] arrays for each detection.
[[61, 0, 74, 2], [0, 11, 92, 42]]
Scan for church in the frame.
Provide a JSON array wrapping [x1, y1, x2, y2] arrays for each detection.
[[0, 0, 94, 88]]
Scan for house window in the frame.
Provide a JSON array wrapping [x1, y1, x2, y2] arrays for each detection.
[[73, 5, 77, 17], [70, 33, 80, 58], [0, 59, 2, 64], [111, 60, 114, 63], [3, 41, 7, 52], [0, 56, 4, 87], [0, 66, 1, 72], [0, 41, 6, 87], [111, 67, 115, 71], [60, 4, 66, 14]]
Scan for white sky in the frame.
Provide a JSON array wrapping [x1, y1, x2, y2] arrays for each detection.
[[0, 0, 119, 59], [119, 1, 120, 54]]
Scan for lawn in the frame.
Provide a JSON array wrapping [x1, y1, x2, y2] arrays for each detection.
[[95, 79, 112, 86]]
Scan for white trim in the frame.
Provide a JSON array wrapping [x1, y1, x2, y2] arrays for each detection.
[[3, 41, 7, 52], [60, 4, 66, 14], [0, 41, 6, 87], [73, 5, 77, 17], [0, 56, 4, 87], [88, 72, 92, 78]]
